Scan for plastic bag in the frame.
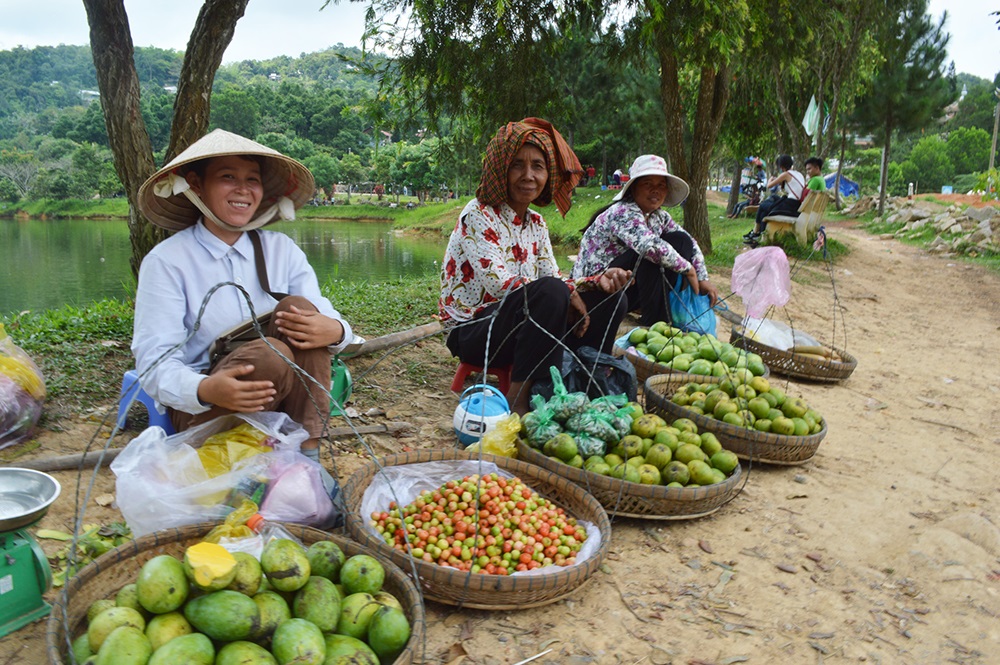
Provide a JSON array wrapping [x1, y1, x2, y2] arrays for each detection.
[[571, 431, 607, 458], [0, 324, 45, 450], [740, 317, 820, 351], [203, 499, 258, 543], [532, 348, 638, 403], [565, 410, 619, 444], [521, 395, 563, 447], [545, 366, 589, 422], [589, 394, 629, 413], [731, 246, 791, 317], [669, 274, 718, 336], [111, 412, 325, 537], [358, 460, 602, 576], [259, 451, 336, 528], [198, 422, 277, 477], [466, 413, 520, 457]]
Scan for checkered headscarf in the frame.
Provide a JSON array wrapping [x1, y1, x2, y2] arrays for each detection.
[[476, 117, 583, 217]]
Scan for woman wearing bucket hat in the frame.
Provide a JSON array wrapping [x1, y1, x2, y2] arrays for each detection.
[[439, 118, 632, 414], [572, 154, 719, 327], [132, 129, 353, 459]]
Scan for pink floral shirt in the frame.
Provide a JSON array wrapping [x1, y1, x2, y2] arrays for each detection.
[[440, 199, 590, 322], [570, 201, 708, 282]]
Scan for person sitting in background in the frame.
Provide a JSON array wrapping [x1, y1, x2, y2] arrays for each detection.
[[133, 129, 353, 466], [804, 156, 826, 193], [572, 154, 718, 327], [439, 117, 631, 414], [743, 154, 806, 246]]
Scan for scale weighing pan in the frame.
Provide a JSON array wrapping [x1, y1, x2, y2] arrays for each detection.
[[0, 468, 61, 531]]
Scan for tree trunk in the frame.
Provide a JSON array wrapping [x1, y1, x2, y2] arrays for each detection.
[[83, 0, 161, 279], [167, 0, 250, 160], [877, 121, 893, 217], [659, 56, 730, 255], [84, 0, 249, 278], [835, 127, 846, 208], [727, 161, 742, 215]]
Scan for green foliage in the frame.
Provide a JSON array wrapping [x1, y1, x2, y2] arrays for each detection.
[[0, 177, 19, 203], [945, 77, 999, 133], [946, 126, 991, 175], [900, 135, 953, 193], [975, 169, 1000, 201], [845, 148, 904, 196], [323, 276, 439, 336]]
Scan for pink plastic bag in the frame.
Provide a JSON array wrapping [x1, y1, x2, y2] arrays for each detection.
[[730, 247, 791, 317], [259, 451, 335, 528]]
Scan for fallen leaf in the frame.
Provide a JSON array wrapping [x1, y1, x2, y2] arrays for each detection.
[[699, 539, 713, 554], [344, 407, 361, 418], [459, 621, 474, 642], [35, 529, 73, 541], [444, 642, 468, 665], [95, 493, 115, 507], [777, 563, 799, 574]]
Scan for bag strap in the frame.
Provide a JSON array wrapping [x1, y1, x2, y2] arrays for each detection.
[[248, 230, 289, 301]]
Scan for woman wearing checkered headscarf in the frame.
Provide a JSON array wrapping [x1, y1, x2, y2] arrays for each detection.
[[439, 118, 632, 414]]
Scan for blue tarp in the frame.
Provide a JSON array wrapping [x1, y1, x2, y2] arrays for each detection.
[[824, 174, 859, 198]]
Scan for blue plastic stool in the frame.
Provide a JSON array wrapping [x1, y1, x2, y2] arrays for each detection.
[[118, 369, 175, 433]]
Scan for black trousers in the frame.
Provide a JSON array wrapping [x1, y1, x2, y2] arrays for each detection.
[[755, 194, 800, 227], [606, 231, 696, 327], [446, 276, 628, 383]]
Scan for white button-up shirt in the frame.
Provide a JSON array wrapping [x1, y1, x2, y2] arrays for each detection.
[[131, 220, 352, 414]]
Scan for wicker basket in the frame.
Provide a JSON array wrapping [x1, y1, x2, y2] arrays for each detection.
[[730, 326, 857, 382], [644, 374, 828, 465], [342, 448, 611, 610], [46, 523, 425, 665], [516, 440, 743, 520]]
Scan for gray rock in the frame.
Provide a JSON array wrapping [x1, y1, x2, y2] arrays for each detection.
[[909, 207, 932, 220], [965, 206, 998, 222]]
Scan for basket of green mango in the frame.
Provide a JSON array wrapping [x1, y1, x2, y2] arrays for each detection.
[[616, 321, 769, 385], [644, 373, 827, 465]]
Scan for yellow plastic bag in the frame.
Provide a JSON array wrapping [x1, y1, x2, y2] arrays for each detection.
[[203, 499, 258, 544], [0, 324, 45, 401], [198, 422, 274, 477], [465, 413, 520, 458]]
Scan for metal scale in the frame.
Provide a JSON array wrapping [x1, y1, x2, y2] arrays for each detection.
[[0, 468, 61, 637]]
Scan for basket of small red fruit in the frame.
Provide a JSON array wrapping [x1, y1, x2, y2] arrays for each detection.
[[342, 448, 611, 610]]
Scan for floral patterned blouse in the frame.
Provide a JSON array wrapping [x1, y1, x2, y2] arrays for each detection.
[[439, 199, 594, 322], [570, 201, 708, 282]]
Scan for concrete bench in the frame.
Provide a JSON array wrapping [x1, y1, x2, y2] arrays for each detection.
[[763, 190, 829, 245]]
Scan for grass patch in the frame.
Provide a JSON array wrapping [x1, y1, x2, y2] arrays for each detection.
[[2, 299, 136, 418], [9, 198, 131, 219], [323, 274, 439, 336]]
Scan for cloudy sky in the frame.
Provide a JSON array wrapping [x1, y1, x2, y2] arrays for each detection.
[[0, 0, 996, 80]]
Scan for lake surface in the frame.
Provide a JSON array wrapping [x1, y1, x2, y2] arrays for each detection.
[[0, 219, 447, 315]]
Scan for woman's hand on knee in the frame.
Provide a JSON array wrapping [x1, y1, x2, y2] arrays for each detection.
[[198, 365, 276, 412], [598, 267, 631, 293], [275, 306, 344, 349]]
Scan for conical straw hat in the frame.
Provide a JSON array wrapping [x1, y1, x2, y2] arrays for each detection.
[[137, 129, 315, 231]]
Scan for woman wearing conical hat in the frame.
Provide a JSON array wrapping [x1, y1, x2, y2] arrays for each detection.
[[132, 129, 353, 463]]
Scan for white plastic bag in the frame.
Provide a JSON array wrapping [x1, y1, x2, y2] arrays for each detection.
[[731, 247, 791, 317], [359, 460, 602, 576], [111, 412, 320, 537], [741, 317, 821, 351]]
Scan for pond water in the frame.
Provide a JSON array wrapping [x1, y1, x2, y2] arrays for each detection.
[[0, 218, 448, 316]]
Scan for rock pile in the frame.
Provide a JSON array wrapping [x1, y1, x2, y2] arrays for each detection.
[[842, 196, 999, 257]]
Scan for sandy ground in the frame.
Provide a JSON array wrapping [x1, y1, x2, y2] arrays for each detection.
[[4, 221, 1000, 665]]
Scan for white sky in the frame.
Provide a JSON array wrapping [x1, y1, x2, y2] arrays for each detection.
[[0, 1, 371, 63], [0, 0, 996, 80]]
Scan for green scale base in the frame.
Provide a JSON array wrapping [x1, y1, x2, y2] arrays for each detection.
[[0, 528, 53, 638]]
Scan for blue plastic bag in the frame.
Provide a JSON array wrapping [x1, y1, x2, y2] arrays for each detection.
[[668, 274, 717, 336]]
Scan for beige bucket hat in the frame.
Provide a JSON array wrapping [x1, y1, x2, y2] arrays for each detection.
[[137, 129, 315, 232], [613, 154, 689, 208]]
